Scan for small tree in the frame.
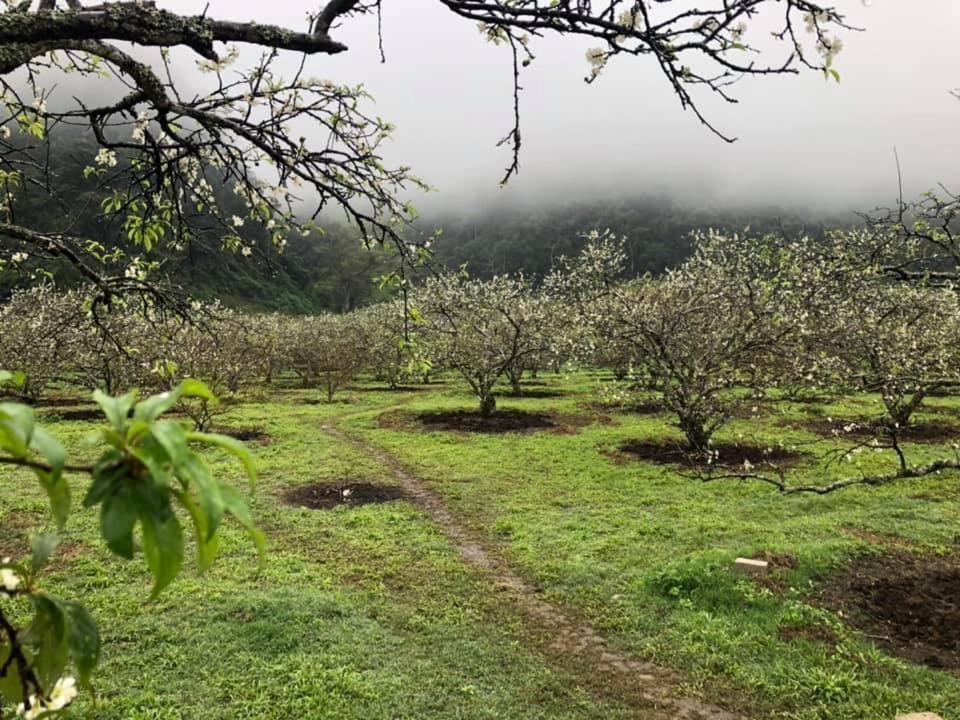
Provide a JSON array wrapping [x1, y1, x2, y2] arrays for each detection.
[[285, 314, 367, 402], [611, 232, 794, 453], [416, 272, 549, 415], [0, 287, 85, 401]]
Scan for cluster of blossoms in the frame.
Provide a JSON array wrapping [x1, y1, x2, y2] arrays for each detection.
[[585, 48, 607, 79], [804, 11, 844, 64], [94, 148, 118, 168], [1, 557, 20, 592], [15, 678, 78, 719]]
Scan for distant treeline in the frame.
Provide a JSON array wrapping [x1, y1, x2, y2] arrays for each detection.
[[422, 198, 856, 280], [0, 127, 856, 313]]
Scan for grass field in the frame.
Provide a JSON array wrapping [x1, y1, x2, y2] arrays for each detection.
[[2, 372, 958, 719]]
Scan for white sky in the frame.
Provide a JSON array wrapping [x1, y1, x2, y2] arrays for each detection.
[[158, 1, 960, 213]]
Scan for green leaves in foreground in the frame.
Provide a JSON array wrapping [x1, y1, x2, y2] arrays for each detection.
[[0, 377, 262, 713], [86, 380, 262, 597], [0, 371, 69, 528]]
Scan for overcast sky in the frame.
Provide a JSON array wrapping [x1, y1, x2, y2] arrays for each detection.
[[160, 1, 959, 214]]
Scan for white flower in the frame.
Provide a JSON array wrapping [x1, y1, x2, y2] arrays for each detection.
[[241, 246, 252, 257], [0, 126, 10, 140], [16, 676, 78, 718], [48, 676, 78, 710], [1, 558, 20, 592], [585, 48, 606, 67], [95, 148, 118, 167], [31, 97, 46, 114], [10, 252, 27, 264], [231, 215, 245, 228]]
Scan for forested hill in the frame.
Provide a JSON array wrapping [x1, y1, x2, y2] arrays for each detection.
[[0, 127, 855, 313], [422, 198, 856, 279]]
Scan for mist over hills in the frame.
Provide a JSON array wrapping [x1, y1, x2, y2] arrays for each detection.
[[0, 127, 859, 314]]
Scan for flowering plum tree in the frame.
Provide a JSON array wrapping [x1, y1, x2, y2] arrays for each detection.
[[609, 231, 795, 453], [416, 272, 549, 415]]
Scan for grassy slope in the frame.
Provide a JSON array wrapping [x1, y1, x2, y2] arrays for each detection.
[[1, 374, 958, 719], [344, 374, 960, 720], [0, 391, 638, 720]]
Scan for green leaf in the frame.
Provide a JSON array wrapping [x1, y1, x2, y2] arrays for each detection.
[[175, 489, 221, 573], [83, 454, 125, 508], [30, 426, 65, 481], [177, 454, 223, 542], [186, 432, 257, 489], [100, 488, 137, 559], [0, 402, 34, 457], [38, 471, 71, 532], [178, 378, 216, 401], [148, 421, 190, 470], [25, 595, 69, 689], [0, 370, 25, 387], [132, 387, 182, 424], [0, 644, 21, 703], [30, 533, 59, 576], [30, 427, 69, 528], [138, 509, 183, 599], [93, 389, 138, 433], [63, 601, 100, 687]]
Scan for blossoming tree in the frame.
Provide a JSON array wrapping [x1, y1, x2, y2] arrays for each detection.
[[0, 0, 852, 713]]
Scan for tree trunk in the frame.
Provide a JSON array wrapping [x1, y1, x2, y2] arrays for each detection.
[[479, 392, 496, 416], [679, 415, 712, 456]]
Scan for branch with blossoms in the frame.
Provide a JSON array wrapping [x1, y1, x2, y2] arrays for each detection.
[[0, 0, 428, 320], [690, 452, 960, 495], [444, 0, 853, 181]]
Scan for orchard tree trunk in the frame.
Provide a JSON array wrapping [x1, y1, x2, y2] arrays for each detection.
[[678, 415, 712, 456], [479, 392, 496, 416]]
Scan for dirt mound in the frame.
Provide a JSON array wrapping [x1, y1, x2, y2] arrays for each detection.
[[216, 427, 272, 444], [785, 417, 960, 444], [818, 551, 960, 672], [616, 440, 806, 468], [582, 399, 665, 416], [499, 388, 567, 399], [281, 481, 405, 510], [40, 407, 102, 422], [378, 409, 611, 435]]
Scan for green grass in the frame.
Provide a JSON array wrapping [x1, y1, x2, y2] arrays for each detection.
[[2, 373, 959, 719]]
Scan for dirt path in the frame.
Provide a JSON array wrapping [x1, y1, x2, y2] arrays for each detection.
[[322, 421, 742, 720]]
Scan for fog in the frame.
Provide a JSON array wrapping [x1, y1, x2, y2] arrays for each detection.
[[99, 1, 960, 214]]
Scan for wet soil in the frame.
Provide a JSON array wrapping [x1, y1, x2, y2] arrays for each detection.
[[616, 440, 807, 469], [216, 427, 273, 444], [377, 409, 611, 435], [783, 417, 960, 444], [281, 481, 406, 510], [817, 550, 960, 672]]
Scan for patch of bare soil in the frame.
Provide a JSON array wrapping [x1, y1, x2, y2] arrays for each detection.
[[582, 399, 665, 416], [281, 481, 405, 510], [40, 407, 103, 422], [616, 440, 806, 469], [216, 427, 273, 444], [499, 388, 567, 399], [784, 417, 960, 444], [817, 550, 960, 672], [16, 396, 89, 408], [350, 385, 429, 393], [749, 551, 799, 595], [377, 409, 610, 435]]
